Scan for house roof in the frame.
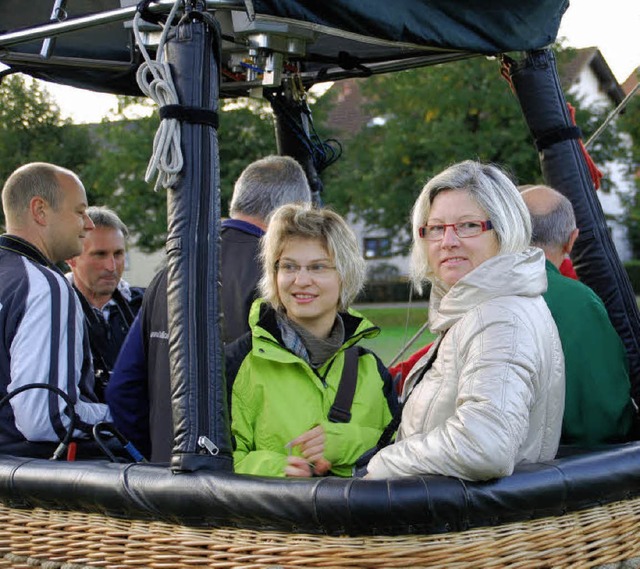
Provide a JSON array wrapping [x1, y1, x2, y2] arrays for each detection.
[[561, 47, 625, 105], [621, 67, 639, 96], [324, 79, 372, 137]]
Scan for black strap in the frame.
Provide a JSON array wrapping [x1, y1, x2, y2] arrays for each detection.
[[375, 334, 445, 449], [535, 126, 582, 152], [159, 105, 219, 128], [328, 346, 359, 423]]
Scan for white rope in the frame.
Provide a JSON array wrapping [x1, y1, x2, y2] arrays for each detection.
[[133, 0, 183, 191]]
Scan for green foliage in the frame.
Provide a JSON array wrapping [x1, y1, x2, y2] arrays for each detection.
[[314, 48, 627, 240], [618, 92, 640, 257], [315, 57, 540, 235], [78, 97, 276, 252], [79, 114, 165, 251], [624, 259, 640, 293], [0, 76, 93, 226], [0, 80, 276, 250], [218, 100, 277, 212]]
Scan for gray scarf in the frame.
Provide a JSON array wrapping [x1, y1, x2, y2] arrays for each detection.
[[276, 312, 345, 368]]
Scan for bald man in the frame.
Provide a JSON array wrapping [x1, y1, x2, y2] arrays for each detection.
[[521, 185, 635, 445], [0, 162, 111, 456]]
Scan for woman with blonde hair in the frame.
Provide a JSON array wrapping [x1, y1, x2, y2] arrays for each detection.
[[366, 160, 565, 481], [226, 203, 396, 477]]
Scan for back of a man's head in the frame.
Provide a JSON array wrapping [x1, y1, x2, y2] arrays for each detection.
[[520, 184, 576, 250], [86, 206, 129, 238], [229, 155, 312, 221], [2, 162, 73, 228]]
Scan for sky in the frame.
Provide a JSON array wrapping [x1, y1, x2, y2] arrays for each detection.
[[558, 0, 639, 82], [33, 1, 640, 123]]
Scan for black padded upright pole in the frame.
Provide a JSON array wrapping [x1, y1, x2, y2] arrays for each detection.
[[164, 8, 232, 471], [509, 49, 640, 403], [267, 84, 324, 205]]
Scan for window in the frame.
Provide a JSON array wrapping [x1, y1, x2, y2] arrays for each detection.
[[364, 237, 391, 259]]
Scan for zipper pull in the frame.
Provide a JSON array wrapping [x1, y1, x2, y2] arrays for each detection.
[[197, 436, 219, 456]]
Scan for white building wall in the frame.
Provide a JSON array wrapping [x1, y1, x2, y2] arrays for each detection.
[[348, 215, 411, 279], [570, 66, 633, 261], [123, 246, 166, 288]]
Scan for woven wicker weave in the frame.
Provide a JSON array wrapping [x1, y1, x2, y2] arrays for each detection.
[[0, 499, 639, 569]]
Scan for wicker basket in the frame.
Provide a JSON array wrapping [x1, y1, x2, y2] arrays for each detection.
[[0, 498, 639, 569]]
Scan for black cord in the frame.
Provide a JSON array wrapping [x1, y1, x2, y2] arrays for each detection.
[[0, 383, 77, 460], [92, 422, 147, 463], [265, 90, 343, 174]]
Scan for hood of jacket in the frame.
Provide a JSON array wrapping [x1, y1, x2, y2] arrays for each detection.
[[428, 247, 547, 333]]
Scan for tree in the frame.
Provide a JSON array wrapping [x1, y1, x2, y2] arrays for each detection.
[[313, 49, 625, 252], [79, 96, 276, 251], [617, 90, 640, 256], [0, 75, 93, 225]]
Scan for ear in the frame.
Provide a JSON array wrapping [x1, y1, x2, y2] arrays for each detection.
[[29, 197, 48, 227], [563, 228, 579, 255], [67, 256, 77, 268]]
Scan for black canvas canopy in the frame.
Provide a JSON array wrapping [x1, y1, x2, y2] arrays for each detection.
[[0, 0, 567, 97]]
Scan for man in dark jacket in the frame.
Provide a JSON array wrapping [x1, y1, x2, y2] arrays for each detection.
[[66, 206, 144, 401], [0, 163, 111, 455], [106, 155, 312, 461]]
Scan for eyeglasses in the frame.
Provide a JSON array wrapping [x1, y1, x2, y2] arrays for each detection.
[[418, 220, 493, 241], [275, 261, 337, 277]]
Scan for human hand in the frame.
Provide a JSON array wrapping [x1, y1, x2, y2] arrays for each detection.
[[285, 455, 313, 477], [285, 425, 332, 476], [311, 457, 332, 476], [288, 425, 326, 463], [284, 455, 332, 477]]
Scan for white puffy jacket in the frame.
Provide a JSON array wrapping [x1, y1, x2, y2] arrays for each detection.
[[367, 247, 564, 480]]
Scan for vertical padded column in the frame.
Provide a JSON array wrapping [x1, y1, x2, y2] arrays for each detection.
[[164, 13, 233, 471], [509, 49, 640, 402]]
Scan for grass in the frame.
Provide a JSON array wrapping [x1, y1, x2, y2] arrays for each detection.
[[354, 305, 437, 366]]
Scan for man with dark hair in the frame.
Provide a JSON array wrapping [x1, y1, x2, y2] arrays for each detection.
[[521, 184, 635, 445], [0, 163, 111, 455], [106, 155, 312, 461], [66, 206, 144, 401]]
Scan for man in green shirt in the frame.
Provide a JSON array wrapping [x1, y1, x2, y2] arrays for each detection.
[[521, 185, 635, 445]]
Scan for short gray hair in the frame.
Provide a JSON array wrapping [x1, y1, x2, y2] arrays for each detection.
[[259, 204, 365, 312], [86, 206, 129, 238], [229, 155, 312, 220], [2, 162, 77, 223], [411, 160, 532, 289], [524, 185, 576, 248]]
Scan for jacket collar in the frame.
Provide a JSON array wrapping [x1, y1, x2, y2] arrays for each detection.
[[249, 299, 380, 347], [429, 247, 548, 332], [221, 218, 265, 238], [0, 234, 60, 274]]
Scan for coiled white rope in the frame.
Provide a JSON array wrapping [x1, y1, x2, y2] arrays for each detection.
[[133, 0, 183, 191]]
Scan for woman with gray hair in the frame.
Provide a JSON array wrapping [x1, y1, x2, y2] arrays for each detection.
[[366, 160, 565, 481], [226, 203, 396, 477]]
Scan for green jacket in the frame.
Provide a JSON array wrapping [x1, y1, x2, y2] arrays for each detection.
[[543, 260, 634, 445], [226, 300, 396, 477]]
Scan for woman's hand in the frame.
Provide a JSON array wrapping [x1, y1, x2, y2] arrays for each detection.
[[284, 455, 332, 477], [285, 455, 313, 477], [285, 425, 332, 476], [289, 425, 325, 463]]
